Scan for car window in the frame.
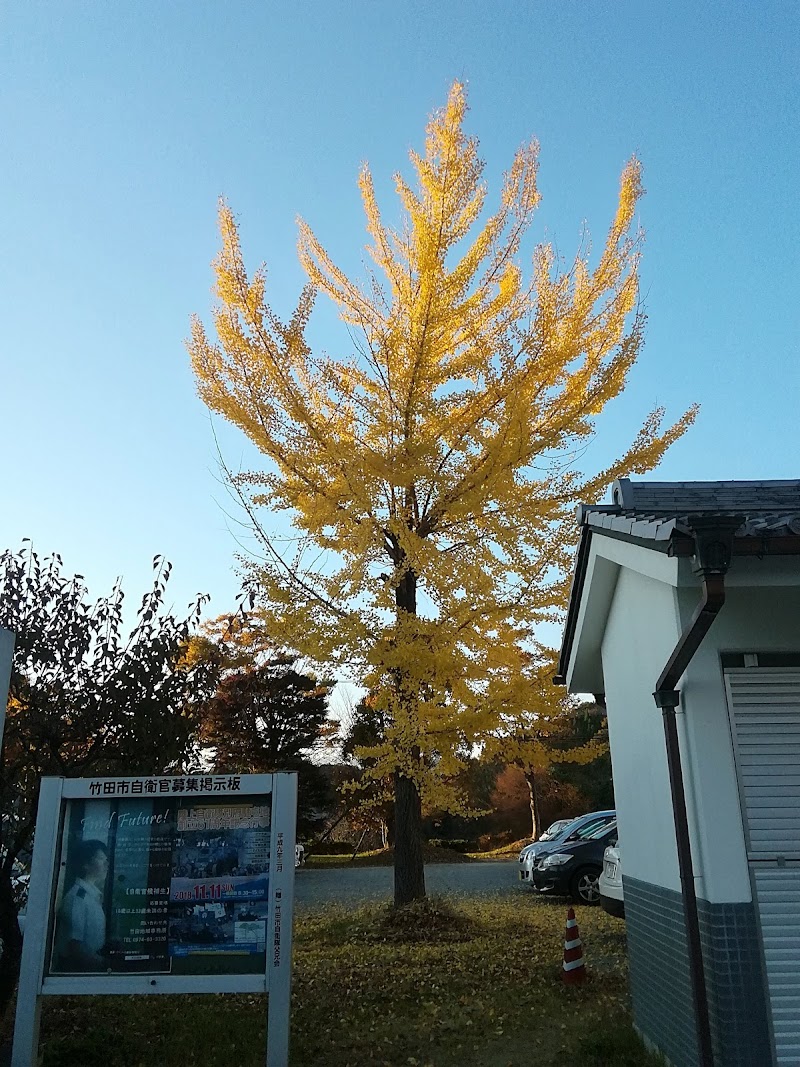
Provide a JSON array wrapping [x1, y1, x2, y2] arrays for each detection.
[[555, 812, 614, 842], [543, 820, 568, 839], [586, 820, 617, 841], [555, 817, 587, 841], [573, 818, 612, 840]]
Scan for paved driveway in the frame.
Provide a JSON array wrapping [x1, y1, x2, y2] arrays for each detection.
[[294, 860, 522, 907]]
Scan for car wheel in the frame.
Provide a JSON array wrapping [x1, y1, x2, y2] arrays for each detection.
[[570, 867, 601, 905]]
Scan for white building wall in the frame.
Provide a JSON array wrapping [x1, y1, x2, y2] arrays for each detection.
[[600, 565, 684, 893], [681, 574, 800, 904], [571, 540, 800, 904]]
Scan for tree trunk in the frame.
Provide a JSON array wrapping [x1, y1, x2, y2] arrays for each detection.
[[306, 803, 353, 858], [0, 866, 23, 1021], [524, 769, 542, 841], [392, 560, 426, 905], [385, 800, 395, 846], [351, 828, 368, 861], [393, 767, 425, 905]]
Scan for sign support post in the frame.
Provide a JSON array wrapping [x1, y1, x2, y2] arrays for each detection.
[[12, 778, 63, 1067], [266, 771, 297, 1067]]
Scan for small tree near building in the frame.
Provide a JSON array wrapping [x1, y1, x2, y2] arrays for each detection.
[[486, 647, 610, 840]]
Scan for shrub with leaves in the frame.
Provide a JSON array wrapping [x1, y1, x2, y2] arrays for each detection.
[[0, 545, 219, 1016]]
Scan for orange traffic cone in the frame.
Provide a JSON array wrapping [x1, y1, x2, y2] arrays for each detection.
[[562, 906, 586, 984]]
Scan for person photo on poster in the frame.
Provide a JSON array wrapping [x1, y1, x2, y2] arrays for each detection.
[[48, 793, 273, 977], [52, 839, 110, 972]]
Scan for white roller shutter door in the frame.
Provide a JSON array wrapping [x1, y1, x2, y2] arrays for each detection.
[[752, 868, 800, 1066], [727, 669, 800, 1066]]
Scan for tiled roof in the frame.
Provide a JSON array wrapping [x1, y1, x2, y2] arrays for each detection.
[[612, 477, 800, 514], [578, 478, 800, 541], [556, 477, 800, 686]]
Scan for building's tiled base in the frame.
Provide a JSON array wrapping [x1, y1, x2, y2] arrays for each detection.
[[623, 876, 773, 1067]]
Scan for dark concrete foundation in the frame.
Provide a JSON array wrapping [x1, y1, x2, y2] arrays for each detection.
[[623, 876, 773, 1067]]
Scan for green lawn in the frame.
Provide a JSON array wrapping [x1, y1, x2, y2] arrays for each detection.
[[14, 896, 659, 1067]]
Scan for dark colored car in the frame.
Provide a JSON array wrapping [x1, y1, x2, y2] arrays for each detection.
[[531, 820, 618, 905], [517, 810, 616, 885]]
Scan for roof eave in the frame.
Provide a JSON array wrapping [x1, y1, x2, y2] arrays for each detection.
[[555, 524, 800, 686]]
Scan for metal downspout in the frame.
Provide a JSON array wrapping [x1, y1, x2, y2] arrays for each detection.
[[653, 517, 741, 1067]]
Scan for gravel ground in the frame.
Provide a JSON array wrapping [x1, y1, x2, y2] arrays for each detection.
[[294, 860, 524, 906]]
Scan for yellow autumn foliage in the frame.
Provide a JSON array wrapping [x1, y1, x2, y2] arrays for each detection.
[[483, 645, 609, 781], [189, 83, 695, 812]]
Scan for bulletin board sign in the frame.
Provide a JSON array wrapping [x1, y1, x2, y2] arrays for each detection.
[[12, 772, 297, 1067]]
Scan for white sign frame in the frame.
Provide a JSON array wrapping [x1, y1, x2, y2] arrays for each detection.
[[12, 772, 297, 1067]]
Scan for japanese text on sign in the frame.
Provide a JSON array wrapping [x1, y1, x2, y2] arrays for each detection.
[[88, 777, 242, 797]]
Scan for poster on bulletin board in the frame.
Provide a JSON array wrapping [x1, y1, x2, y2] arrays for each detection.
[[11, 773, 297, 1067]]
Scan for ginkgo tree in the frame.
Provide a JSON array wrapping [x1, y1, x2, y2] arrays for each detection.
[[189, 82, 695, 905]]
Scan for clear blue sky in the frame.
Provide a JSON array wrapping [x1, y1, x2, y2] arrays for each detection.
[[2, 0, 798, 622]]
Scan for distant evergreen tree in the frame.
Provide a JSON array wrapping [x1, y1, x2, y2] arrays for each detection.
[[197, 624, 337, 837]]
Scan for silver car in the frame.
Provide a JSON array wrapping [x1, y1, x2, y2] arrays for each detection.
[[517, 810, 616, 886], [538, 819, 571, 842]]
